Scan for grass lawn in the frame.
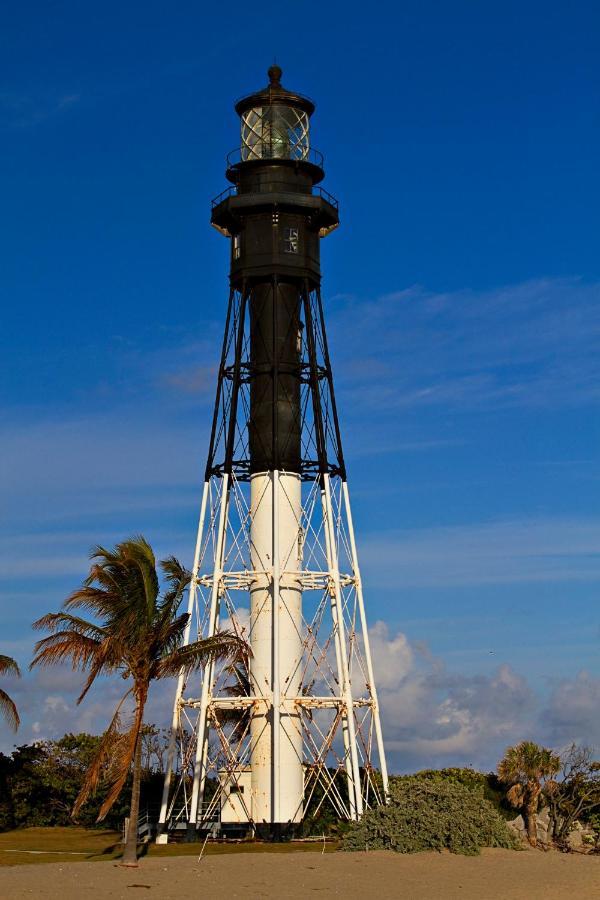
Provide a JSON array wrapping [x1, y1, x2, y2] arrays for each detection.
[[0, 827, 339, 866], [0, 827, 123, 866]]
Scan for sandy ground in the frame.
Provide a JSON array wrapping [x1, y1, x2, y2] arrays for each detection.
[[2, 848, 600, 900]]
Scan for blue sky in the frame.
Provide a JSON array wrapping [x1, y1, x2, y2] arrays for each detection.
[[1, 1, 599, 770]]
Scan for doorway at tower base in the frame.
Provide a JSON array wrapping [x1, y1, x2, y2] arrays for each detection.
[[249, 470, 304, 828]]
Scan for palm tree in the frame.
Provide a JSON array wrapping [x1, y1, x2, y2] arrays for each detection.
[[31, 536, 244, 866], [497, 740, 560, 846], [218, 658, 252, 747], [0, 654, 21, 731]]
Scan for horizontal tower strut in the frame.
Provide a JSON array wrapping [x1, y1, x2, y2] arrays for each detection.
[[180, 696, 377, 709]]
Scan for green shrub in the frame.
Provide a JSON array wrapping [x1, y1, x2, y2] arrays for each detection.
[[393, 768, 514, 819], [342, 777, 519, 856]]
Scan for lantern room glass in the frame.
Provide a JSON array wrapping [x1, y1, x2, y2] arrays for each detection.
[[241, 105, 310, 161]]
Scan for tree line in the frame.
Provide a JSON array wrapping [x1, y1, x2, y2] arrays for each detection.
[[1, 730, 599, 852], [0, 728, 168, 833]]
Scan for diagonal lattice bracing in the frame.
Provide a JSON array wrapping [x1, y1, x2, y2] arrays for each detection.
[[158, 281, 388, 837], [159, 470, 388, 832]]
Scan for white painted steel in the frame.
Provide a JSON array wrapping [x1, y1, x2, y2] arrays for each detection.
[[342, 481, 390, 802], [157, 480, 210, 837], [272, 471, 281, 825], [322, 474, 364, 819], [249, 471, 303, 825], [188, 474, 230, 827], [161, 472, 389, 833], [319, 486, 355, 816], [219, 769, 253, 824]]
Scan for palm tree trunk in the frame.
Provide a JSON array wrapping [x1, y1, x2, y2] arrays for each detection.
[[122, 694, 146, 867], [122, 731, 143, 865], [524, 793, 539, 847]]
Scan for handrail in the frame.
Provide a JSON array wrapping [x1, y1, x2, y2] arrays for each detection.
[[211, 185, 237, 208], [226, 146, 324, 169], [316, 186, 338, 209], [211, 183, 338, 210]]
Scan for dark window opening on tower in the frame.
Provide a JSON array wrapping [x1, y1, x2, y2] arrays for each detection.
[[230, 784, 244, 794], [284, 227, 299, 253]]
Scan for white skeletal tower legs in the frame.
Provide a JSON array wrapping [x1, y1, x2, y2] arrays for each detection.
[[321, 473, 363, 819]]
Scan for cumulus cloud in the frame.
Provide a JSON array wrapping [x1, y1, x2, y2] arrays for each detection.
[[368, 623, 600, 770], [2, 663, 132, 751], [540, 672, 600, 749], [368, 621, 535, 771]]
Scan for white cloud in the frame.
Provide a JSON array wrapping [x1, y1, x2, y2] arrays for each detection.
[[368, 622, 600, 770], [3, 665, 140, 752], [541, 672, 600, 749], [359, 516, 600, 587], [367, 622, 533, 769], [329, 277, 600, 412]]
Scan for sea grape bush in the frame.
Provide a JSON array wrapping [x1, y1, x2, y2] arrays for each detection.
[[403, 767, 513, 818], [342, 777, 519, 856]]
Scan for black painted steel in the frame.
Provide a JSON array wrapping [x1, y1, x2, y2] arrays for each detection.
[[205, 68, 346, 482]]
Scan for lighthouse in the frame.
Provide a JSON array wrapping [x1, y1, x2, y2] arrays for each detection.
[[158, 67, 388, 840]]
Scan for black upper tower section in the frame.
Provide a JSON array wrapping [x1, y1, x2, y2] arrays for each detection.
[[209, 68, 340, 477], [211, 66, 339, 286]]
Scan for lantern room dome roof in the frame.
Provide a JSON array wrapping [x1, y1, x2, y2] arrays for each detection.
[[234, 66, 315, 117]]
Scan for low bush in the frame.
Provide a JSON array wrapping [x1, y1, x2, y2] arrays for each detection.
[[342, 777, 519, 856], [398, 768, 514, 819]]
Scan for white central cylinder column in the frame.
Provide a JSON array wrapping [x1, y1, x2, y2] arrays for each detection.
[[249, 470, 303, 828]]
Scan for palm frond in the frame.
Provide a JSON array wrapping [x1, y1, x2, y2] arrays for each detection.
[[507, 783, 525, 808], [160, 554, 190, 583], [118, 536, 159, 624], [96, 693, 146, 822], [32, 612, 106, 640], [156, 632, 245, 679], [156, 558, 191, 635], [72, 688, 132, 818], [0, 655, 21, 677], [62, 586, 121, 618], [0, 688, 20, 731], [30, 631, 103, 671], [219, 662, 251, 745], [160, 556, 191, 599], [75, 635, 126, 704], [223, 661, 251, 698], [150, 613, 191, 662]]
